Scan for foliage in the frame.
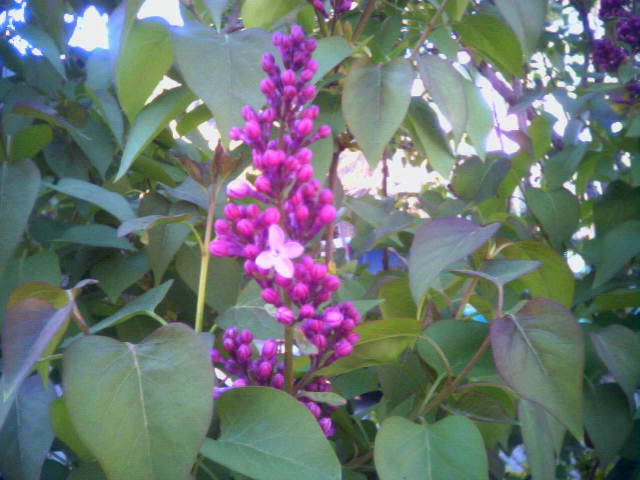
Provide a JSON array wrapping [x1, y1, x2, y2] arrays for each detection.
[[0, 0, 639, 479]]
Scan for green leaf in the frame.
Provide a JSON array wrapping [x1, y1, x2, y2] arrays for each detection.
[[17, 25, 65, 78], [172, 26, 274, 146], [201, 387, 341, 480], [593, 220, 640, 287], [518, 399, 565, 480], [528, 114, 551, 160], [85, 280, 173, 335], [313, 36, 353, 83], [50, 398, 94, 462], [456, 13, 524, 77], [299, 391, 347, 407], [69, 114, 117, 179], [9, 124, 52, 160], [452, 156, 510, 204], [379, 277, 417, 320], [409, 218, 500, 303], [342, 57, 414, 167], [0, 375, 56, 480], [67, 463, 107, 480], [593, 181, 640, 236], [116, 214, 193, 237], [240, 0, 304, 29], [544, 144, 587, 190], [55, 224, 135, 250], [495, 0, 547, 58], [525, 187, 579, 250], [45, 178, 135, 223], [176, 245, 243, 314], [491, 298, 584, 440], [406, 97, 455, 178], [117, 86, 194, 181], [452, 259, 541, 290], [317, 318, 422, 376], [583, 383, 633, 467], [86, 49, 112, 91], [417, 319, 493, 377], [204, 0, 228, 31], [417, 54, 467, 144], [116, 19, 174, 122], [217, 283, 283, 340], [500, 241, 575, 307], [90, 252, 149, 302], [1, 282, 73, 409], [63, 324, 214, 480], [590, 325, 640, 401], [375, 416, 488, 480], [91, 89, 125, 146], [463, 79, 493, 158], [0, 159, 41, 277], [445, 0, 471, 21]]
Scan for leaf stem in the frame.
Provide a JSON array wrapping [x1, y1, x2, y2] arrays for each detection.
[[410, 0, 452, 56], [455, 277, 478, 319], [352, 0, 376, 42], [284, 324, 294, 393], [421, 335, 491, 416], [72, 303, 91, 335], [195, 176, 220, 333]]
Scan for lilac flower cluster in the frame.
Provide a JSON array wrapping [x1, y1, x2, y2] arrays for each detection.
[[592, 39, 627, 72], [209, 25, 361, 437], [613, 81, 640, 104], [309, 0, 353, 18], [599, 0, 630, 20], [616, 15, 640, 48]]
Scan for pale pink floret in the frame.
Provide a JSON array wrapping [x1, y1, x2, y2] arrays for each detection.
[[255, 225, 304, 278]]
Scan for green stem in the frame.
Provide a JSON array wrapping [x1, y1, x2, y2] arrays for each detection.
[[352, 0, 376, 42], [284, 324, 294, 393], [195, 180, 220, 333], [455, 277, 478, 319], [410, 0, 452, 56]]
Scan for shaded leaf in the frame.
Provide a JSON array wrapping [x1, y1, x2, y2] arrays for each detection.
[[50, 398, 94, 461], [9, 124, 52, 160], [525, 187, 579, 250], [240, 0, 304, 29], [593, 220, 640, 287]]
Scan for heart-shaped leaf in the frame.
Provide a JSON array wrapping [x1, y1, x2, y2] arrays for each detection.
[[63, 324, 214, 480]]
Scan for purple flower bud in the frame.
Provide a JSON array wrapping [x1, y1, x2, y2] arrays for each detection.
[[297, 164, 314, 182], [236, 218, 254, 237], [233, 378, 248, 387], [244, 120, 262, 140], [224, 203, 241, 221], [325, 309, 344, 328], [263, 207, 281, 225], [264, 149, 285, 168], [261, 52, 276, 71], [254, 175, 272, 193], [295, 205, 310, 222], [284, 156, 300, 170], [335, 339, 353, 357], [276, 306, 295, 325], [243, 244, 259, 259], [262, 339, 278, 359], [210, 348, 221, 363], [275, 274, 292, 287], [341, 318, 355, 332], [282, 69, 297, 85], [291, 24, 305, 42], [260, 77, 276, 95], [319, 417, 335, 437], [262, 288, 280, 305], [263, 107, 277, 122], [292, 282, 310, 300], [246, 204, 260, 218], [300, 69, 314, 82], [236, 343, 252, 362], [244, 259, 257, 275], [346, 332, 360, 344], [323, 274, 340, 291], [318, 204, 336, 224], [297, 148, 312, 164], [305, 401, 322, 418], [317, 291, 331, 303], [222, 337, 235, 352], [296, 118, 314, 137], [313, 334, 327, 350], [227, 179, 252, 199], [303, 105, 320, 119], [319, 189, 334, 205], [317, 124, 332, 138], [300, 85, 316, 101], [283, 85, 298, 100], [300, 304, 315, 318], [241, 105, 258, 121], [257, 360, 273, 380], [307, 319, 324, 334], [311, 263, 328, 280], [272, 373, 285, 389], [305, 38, 317, 52], [209, 240, 230, 257], [229, 127, 242, 141], [214, 219, 229, 235], [239, 329, 254, 344]]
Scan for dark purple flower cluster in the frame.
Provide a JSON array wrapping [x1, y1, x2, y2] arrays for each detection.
[[599, 0, 630, 20], [309, 0, 353, 18], [612, 81, 640, 104], [209, 25, 361, 437], [616, 15, 640, 47], [592, 39, 627, 72]]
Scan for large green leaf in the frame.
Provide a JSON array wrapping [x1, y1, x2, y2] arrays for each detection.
[[176, 245, 243, 314], [116, 86, 194, 181], [201, 387, 341, 480], [375, 415, 488, 480], [583, 383, 633, 467], [417, 319, 493, 377], [116, 18, 174, 122], [9, 124, 52, 160], [0, 159, 41, 277], [408, 218, 500, 303], [313, 36, 353, 83], [17, 25, 65, 78], [45, 178, 135, 223], [1, 283, 73, 410], [456, 12, 524, 77], [495, 0, 547, 58], [518, 399, 565, 480], [204, 0, 228, 31], [240, 0, 304, 29], [63, 324, 214, 480], [172, 26, 273, 146], [500, 241, 575, 307], [69, 113, 117, 179], [406, 97, 455, 178], [90, 252, 150, 302], [317, 318, 421, 376], [491, 298, 584, 440], [590, 325, 640, 401], [342, 57, 414, 167], [593, 220, 640, 287], [0, 375, 56, 480], [525, 187, 579, 249], [417, 54, 467, 144]]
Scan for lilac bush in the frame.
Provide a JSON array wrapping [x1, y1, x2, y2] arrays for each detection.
[[208, 25, 360, 437]]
